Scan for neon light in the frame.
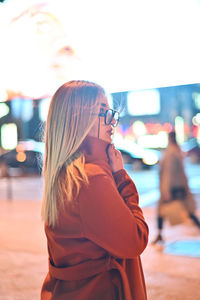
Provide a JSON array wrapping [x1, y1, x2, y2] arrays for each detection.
[[0, 103, 9, 118], [175, 116, 184, 145], [1, 123, 18, 150]]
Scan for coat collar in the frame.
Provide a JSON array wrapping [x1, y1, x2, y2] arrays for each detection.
[[80, 136, 110, 164]]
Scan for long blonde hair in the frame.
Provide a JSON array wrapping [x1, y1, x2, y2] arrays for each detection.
[[41, 80, 105, 227]]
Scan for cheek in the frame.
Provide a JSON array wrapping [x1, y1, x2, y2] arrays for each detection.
[[100, 124, 110, 139], [101, 124, 108, 133], [88, 121, 99, 136]]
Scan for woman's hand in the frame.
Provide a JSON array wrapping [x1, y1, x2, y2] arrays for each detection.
[[106, 144, 124, 173]]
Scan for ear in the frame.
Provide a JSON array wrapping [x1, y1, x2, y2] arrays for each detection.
[[100, 107, 104, 113]]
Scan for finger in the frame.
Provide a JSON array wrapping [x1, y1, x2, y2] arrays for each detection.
[[107, 144, 115, 156]]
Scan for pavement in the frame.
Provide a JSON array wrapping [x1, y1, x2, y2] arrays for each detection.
[[0, 177, 200, 300]]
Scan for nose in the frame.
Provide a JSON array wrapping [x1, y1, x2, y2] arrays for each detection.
[[111, 116, 118, 127]]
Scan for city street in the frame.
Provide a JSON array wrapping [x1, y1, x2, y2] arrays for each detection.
[[127, 160, 200, 207], [1, 1, 200, 299], [0, 163, 200, 299], [1, 160, 200, 206]]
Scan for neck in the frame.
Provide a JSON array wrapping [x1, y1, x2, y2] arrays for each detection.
[[80, 136, 110, 162]]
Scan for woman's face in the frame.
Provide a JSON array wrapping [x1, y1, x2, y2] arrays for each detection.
[[88, 95, 115, 144]]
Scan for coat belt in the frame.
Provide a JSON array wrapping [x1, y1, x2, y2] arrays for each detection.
[[49, 256, 132, 300], [49, 256, 112, 281]]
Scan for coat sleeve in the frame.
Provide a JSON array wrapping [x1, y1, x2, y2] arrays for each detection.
[[79, 169, 149, 259]]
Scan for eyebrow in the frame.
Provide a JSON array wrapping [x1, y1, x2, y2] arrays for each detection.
[[100, 103, 107, 107]]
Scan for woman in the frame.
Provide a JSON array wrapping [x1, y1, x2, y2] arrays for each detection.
[[41, 80, 149, 300], [153, 131, 200, 244]]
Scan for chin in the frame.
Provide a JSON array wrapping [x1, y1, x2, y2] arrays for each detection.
[[105, 136, 112, 144]]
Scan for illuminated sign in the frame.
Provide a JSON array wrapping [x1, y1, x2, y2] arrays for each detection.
[[127, 89, 160, 116]]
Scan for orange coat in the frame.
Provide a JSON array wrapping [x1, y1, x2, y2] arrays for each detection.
[[41, 137, 149, 300]]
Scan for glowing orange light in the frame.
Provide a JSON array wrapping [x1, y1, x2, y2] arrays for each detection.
[[16, 151, 26, 162], [163, 122, 172, 133], [192, 126, 198, 138], [184, 124, 190, 135]]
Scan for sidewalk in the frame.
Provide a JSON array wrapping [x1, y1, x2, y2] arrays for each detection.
[[0, 188, 200, 299]]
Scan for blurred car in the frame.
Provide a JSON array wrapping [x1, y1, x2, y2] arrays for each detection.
[[181, 138, 200, 164], [0, 140, 44, 176], [114, 138, 160, 170]]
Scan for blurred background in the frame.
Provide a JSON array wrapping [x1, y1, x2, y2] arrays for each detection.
[[0, 0, 200, 205], [0, 1, 200, 299]]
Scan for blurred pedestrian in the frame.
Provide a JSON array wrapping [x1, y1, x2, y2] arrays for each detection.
[[41, 80, 149, 300], [153, 131, 200, 244]]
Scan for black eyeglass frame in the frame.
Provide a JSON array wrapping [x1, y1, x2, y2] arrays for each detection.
[[98, 109, 120, 127]]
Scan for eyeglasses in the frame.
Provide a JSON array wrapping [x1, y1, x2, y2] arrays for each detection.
[[98, 109, 120, 127]]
